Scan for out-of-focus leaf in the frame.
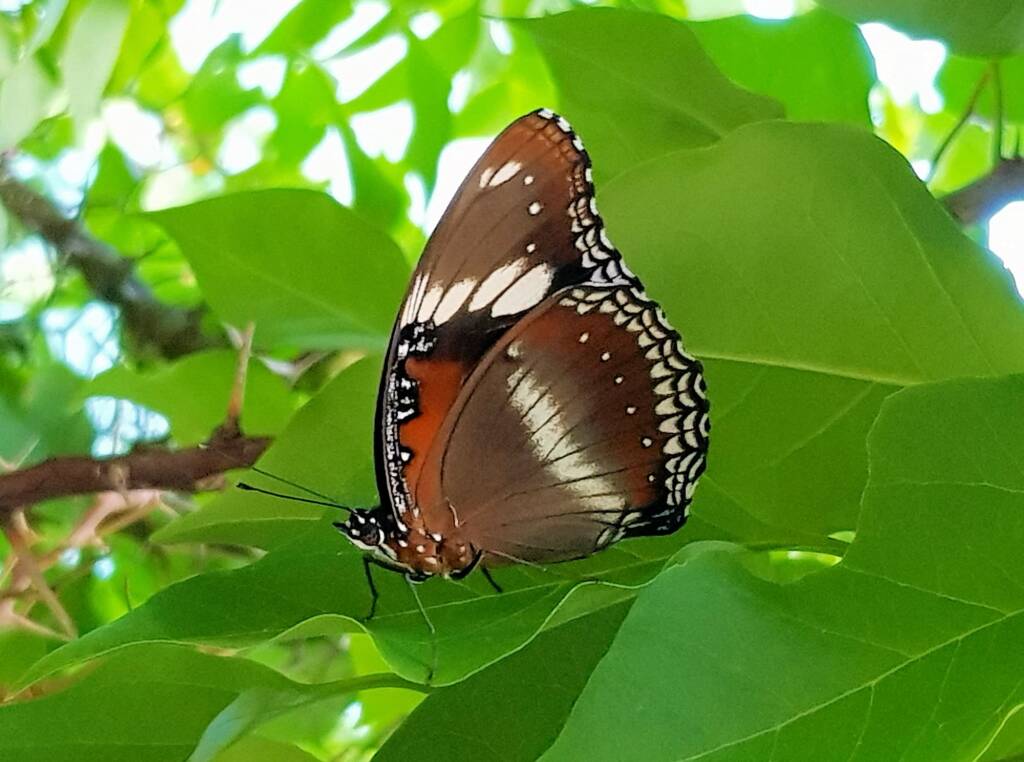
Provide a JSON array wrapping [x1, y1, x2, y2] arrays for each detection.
[[182, 36, 263, 137], [106, 0, 169, 93], [87, 142, 139, 209], [88, 349, 295, 444], [0, 55, 60, 150], [602, 120, 1024, 540], [257, 0, 355, 55], [148, 189, 408, 351], [0, 631, 47, 692], [0, 643, 406, 762], [23, 0, 69, 57], [544, 375, 1024, 761], [152, 358, 379, 548], [938, 54, 1024, 127], [818, 0, 1024, 56], [516, 7, 782, 180], [339, 121, 407, 233], [0, 363, 90, 463], [134, 37, 190, 109], [405, 36, 450, 191], [377, 603, 632, 762], [688, 10, 875, 124], [59, 0, 130, 133]]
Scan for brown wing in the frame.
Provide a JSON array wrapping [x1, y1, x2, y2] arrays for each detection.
[[419, 285, 709, 564], [375, 109, 639, 523]]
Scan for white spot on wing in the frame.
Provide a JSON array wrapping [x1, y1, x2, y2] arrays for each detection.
[[432, 278, 476, 325], [489, 160, 522, 186], [524, 175, 534, 185], [468, 258, 527, 311], [528, 201, 543, 216], [417, 283, 444, 323], [479, 166, 495, 188], [491, 263, 554, 317]]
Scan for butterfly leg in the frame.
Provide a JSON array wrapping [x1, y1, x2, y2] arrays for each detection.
[[480, 565, 504, 594], [361, 555, 380, 621]]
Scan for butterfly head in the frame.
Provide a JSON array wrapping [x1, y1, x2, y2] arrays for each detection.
[[333, 507, 392, 552]]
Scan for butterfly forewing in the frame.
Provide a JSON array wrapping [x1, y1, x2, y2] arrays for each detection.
[[427, 285, 709, 564], [376, 110, 639, 521]]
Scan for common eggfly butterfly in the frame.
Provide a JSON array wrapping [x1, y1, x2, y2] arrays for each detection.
[[335, 109, 709, 587]]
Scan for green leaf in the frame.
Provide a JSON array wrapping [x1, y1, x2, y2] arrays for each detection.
[[148, 189, 409, 351], [515, 7, 782, 180], [377, 602, 631, 762], [23, 500, 695, 687], [256, 0, 355, 55], [0, 54, 59, 150], [182, 36, 263, 137], [602, 120, 1024, 539], [88, 350, 295, 444], [405, 36, 451, 193], [210, 737, 321, 762], [152, 357, 379, 548], [59, 0, 130, 134], [0, 642, 411, 762], [687, 10, 875, 125], [543, 374, 1024, 760], [817, 0, 1024, 56]]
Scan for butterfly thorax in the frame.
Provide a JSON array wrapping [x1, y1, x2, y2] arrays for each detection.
[[335, 506, 478, 579]]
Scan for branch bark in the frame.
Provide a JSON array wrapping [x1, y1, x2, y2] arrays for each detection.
[[0, 431, 270, 513], [0, 162, 227, 359], [942, 157, 1024, 225]]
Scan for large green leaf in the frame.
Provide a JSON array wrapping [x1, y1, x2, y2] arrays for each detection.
[[148, 189, 409, 351], [152, 357, 380, 548], [602, 120, 1024, 539], [515, 7, 782, 180], [376, 602, 632, 762], [817, 0, 1024, 56], [88, 350, 294, 444], [59, 0, 130, 133], [0, 643, 413, 762], [21, 512, 685, 687], [687, 10, 875, 125], [543, 375, 1024, 761]]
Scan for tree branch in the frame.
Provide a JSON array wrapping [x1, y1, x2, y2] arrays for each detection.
[[0, 430, 271, 513], [0, 161, 227, 359], [942, 157, 1024, 225]]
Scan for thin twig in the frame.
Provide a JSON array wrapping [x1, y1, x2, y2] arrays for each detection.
[[2, 513, 76, 639], [928, 67, 992, 182], [225, 321, 256, 436], [991, 60, 1004, 166]]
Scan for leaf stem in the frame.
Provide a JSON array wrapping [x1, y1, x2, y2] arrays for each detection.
[[928, 66, 991, 182]]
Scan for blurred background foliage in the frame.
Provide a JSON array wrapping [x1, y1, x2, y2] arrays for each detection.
[[1, 0, 1024, 759]]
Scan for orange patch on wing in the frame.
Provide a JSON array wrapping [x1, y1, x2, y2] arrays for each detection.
[[400, 357, 467, 497]]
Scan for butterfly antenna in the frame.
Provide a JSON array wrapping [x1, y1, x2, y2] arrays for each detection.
[[406, 578, 437, 685], [236, 482, 352, 513], [247, 465, 341, 504]]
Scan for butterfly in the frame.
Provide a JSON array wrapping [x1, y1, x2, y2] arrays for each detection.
[[333, 109, 709, 599]]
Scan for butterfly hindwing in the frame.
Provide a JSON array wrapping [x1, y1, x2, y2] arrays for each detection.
[[424, 285, 709, 564]]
